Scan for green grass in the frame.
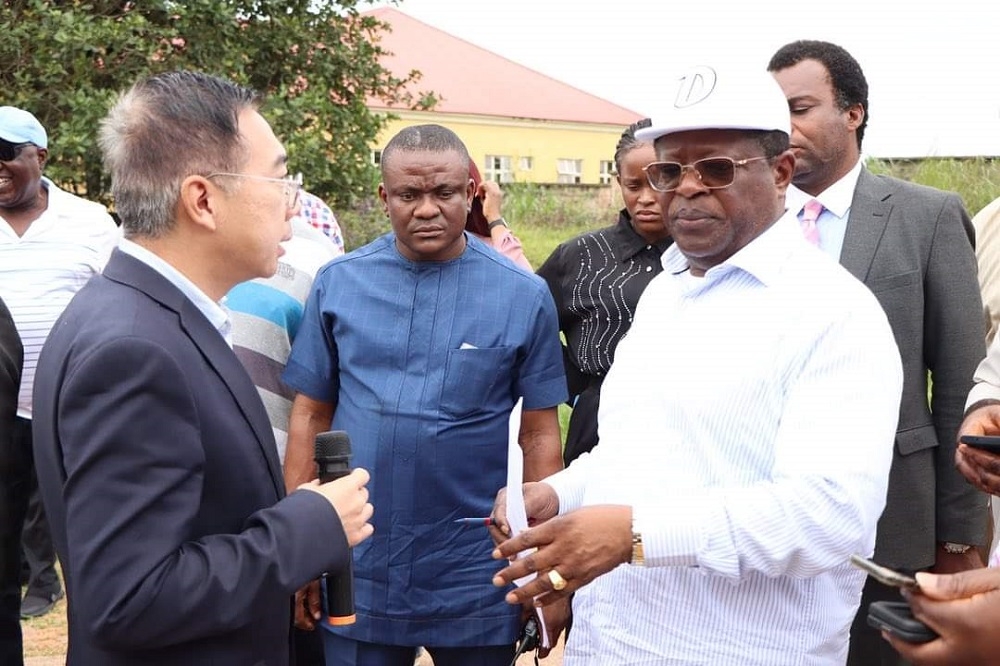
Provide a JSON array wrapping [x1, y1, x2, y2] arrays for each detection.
[[506, 185, 615, 268], [867, 157, 1000, 216]]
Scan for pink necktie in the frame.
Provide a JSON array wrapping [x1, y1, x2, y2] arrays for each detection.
[[798, 199, 823, 246]]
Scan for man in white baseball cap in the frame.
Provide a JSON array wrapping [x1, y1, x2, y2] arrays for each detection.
[[0, 106, 118, 663], [0, 107, 49, 149], [491, 63, 904, 664]]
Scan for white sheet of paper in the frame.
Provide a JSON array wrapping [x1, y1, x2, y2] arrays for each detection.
[[505, 398, 551, 648]]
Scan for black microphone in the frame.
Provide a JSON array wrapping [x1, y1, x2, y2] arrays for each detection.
[[314, 430, 356, 626]]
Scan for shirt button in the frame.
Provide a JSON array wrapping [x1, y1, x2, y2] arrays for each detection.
[[646, 266, 652, 272]]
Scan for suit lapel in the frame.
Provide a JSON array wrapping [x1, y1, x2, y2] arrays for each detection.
[[840, 169, 892, 283], [104, 251, 286, 498], [177, 299, 286, 498]]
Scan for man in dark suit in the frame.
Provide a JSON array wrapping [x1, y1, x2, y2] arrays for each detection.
[[30, 71, 374, 666], [0, 296, 22, 665], [769, 41, 988, 665]]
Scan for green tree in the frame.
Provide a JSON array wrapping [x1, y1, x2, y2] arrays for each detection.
[[1, 0, 434, 209]]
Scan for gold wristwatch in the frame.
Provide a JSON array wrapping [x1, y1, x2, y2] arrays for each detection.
[[631, 521, 645, 566]]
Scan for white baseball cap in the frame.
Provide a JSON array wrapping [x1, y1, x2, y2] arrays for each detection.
[[0, 106, 48, 148], [635, 64, 790, 143]]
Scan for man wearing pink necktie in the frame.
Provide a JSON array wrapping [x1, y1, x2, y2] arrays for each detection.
[[798, 198, 823, 246], [770, 40, 988, 666]]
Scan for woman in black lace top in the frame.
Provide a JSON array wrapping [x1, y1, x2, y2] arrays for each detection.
[[537, 119, 672, 464]]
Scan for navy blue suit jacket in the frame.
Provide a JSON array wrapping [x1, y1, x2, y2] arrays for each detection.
[[32, 249, 348, 665]]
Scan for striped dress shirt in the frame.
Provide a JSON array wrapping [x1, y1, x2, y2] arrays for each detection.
[[546, 212, 903, 665]]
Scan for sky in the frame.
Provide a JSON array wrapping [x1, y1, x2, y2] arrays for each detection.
[[371, 0, 1000, 158]]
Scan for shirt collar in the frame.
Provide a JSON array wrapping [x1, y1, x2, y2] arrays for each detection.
[[662, 210, 802, 288], [117, 237, 233, 346], [786, 159, 863, 219], [611, 209, 672, 262]]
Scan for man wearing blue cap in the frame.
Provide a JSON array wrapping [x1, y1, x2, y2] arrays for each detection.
[[0, 106, 119, 662], [492, 64, 904, 664]]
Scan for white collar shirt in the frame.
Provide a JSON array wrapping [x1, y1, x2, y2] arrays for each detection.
[[546, 211, 903, 665], [786, 159, 863, 260], [118, 238, 232, 347]]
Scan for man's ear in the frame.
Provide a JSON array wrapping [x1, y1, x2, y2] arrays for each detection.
[[179, 175, 219, 232], [845, 103, 865, 133], [378, 183, 389, 215], [773, 150, 796, 196], [35, 147, 48, 171]]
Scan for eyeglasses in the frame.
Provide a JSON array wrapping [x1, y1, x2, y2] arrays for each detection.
[[643, 156, 770, 193], [0, 140, 33, 162], [206, 171, 303, 210]]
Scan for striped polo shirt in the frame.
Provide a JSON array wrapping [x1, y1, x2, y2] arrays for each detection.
[[0, 178, 119, 418]]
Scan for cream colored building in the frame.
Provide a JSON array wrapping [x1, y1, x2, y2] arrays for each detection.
[[366, 8, 641, 185]]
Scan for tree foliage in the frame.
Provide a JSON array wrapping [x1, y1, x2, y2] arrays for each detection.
[[1, 0, 434, 209]]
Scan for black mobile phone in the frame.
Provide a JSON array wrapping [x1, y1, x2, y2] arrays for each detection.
[[959, 434, 1000, 453], [867, 601, 937, 644]]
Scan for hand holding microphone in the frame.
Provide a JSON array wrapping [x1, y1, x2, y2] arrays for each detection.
[[310, 431, 370, 627], [295, 431, 372, 630], [299, 430, 373, 547], [300, 468, 373, 547]]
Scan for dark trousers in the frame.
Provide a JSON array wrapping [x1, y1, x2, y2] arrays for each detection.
[[0, 417, 33, 666], [848, 576, 911, 666], [293, 626, 325, 666], [20, 446, 61, 599]]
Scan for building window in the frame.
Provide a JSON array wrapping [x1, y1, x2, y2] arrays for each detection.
[[484, 155, 513, 183], [371, 149, 382, 166], [599, 160, 615, 185], [557, 159, 583, 184], [519, 156, 533, 171]]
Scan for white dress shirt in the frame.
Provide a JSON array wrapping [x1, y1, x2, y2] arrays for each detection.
[[118, 239, 233, 346], [785, 160, 863, 260], [967, 333, 1000, 410], [547, 212, 903, 665]]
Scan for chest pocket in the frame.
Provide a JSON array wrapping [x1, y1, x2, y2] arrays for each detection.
[[440, 346, 515, 419], [869, 270, 920, 294]]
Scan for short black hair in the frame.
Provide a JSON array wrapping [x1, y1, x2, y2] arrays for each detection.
[[768, 40, 869, 149], [753, 129, 791, 158], [380, 124, 470, 175], [100, 70, 260, 239]]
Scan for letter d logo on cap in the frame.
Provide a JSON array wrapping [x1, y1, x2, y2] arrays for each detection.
[[674, 66, 717, 109]]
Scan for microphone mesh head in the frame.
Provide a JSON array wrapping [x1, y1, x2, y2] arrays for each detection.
[[314, 431, 351, 461]]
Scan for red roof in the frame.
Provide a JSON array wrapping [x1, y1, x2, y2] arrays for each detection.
[[365, 7, 641, 126]]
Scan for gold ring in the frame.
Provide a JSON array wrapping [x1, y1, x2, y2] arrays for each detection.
[[547, 569, 568, 591]]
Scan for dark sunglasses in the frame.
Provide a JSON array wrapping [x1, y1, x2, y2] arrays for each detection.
[[0, 140, 33, 162], [643, 156, 770, 193]]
